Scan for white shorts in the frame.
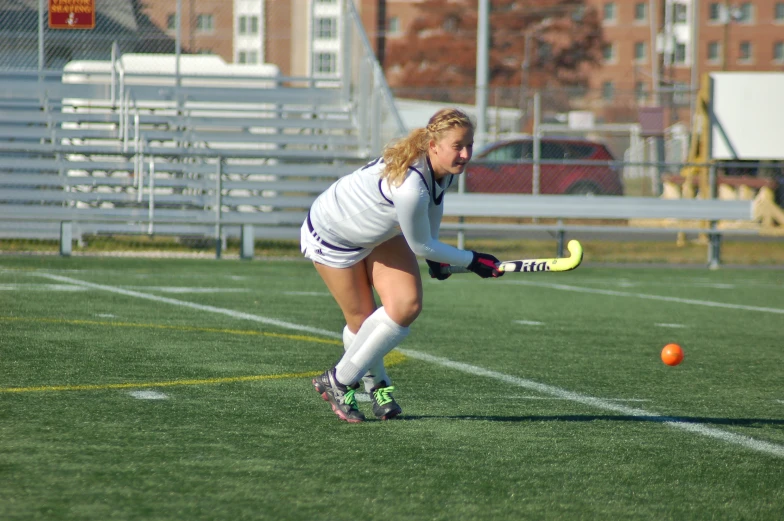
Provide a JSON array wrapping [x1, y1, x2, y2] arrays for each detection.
[[300, 217, 372, 269]]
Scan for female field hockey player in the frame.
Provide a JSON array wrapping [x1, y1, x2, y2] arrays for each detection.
[[302, 108, 503, 423]]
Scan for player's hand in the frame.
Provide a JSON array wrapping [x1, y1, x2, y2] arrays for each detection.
[[467, 251, 504, 278], [426, 259, 451, 280]]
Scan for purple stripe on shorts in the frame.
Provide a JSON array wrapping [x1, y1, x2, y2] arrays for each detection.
[[306, 213, 363, 252]]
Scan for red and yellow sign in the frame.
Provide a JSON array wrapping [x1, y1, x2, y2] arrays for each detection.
[[49, 0, 95, 30]]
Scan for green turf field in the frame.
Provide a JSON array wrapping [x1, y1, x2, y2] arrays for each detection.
[[1, 255, 782, 520]]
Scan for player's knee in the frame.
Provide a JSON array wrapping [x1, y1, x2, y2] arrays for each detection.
[[385, 297, 422, 327]]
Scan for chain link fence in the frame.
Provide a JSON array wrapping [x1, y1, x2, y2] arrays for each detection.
[[393, 84, 685, 198], [0, 0, 405, 143], [0, 0, 413, 254], [393, 84, 784, 204], [1, 0, 193, 70], [1, 1, 782, 228]]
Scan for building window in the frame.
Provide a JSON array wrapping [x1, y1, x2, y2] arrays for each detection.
[[673, 82, 689, 106], [774, 42, 784, 62], [634, 2, 647, 22], [707, 41, 721, 62], [196, 14, 214, 33], [315, 17, 337, 39], [167, 14, 177, 30], [708, 3, 722, 22], [315, 52, 337, 74], [736, 2, 753, 23], [239, 16, 259, 36], [602, 42, 616, 63], [570, 83, 589, 98], [388, 16, 400, 36], [674, 42, 687, 64], [635, 81, 648, 102], [739, 41, 752, 62], [602, 81, 614, 100], [634, 41, 647, 62], [776, 3, 784, 21], [537, 42, 553, 61], [443, 15, 458, 32], [674, 3, 688, 24], [603, 2, 616, 22], [237, 51, 258, 64]]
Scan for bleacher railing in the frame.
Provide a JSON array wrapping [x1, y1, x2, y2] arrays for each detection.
[[342, 0, 407, 152]]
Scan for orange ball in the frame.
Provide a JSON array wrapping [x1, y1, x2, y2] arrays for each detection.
[[661, 343, 684, 366]]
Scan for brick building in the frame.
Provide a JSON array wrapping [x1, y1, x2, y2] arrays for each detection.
[[377, 1, 784, 124], [8, 0, 781, 124], [136, 0, 239, 65], [585, 0, 784, 124]]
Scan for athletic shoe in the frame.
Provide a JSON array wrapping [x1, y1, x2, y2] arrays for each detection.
[[312, 360, 349, 399], [312, 371, 331, 401], [371, 381, 402, 420], [312, 368, 365, 423]]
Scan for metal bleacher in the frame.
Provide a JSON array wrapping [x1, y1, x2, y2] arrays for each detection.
[[0, 36, 406, 257], [0, 0, 407, 257]]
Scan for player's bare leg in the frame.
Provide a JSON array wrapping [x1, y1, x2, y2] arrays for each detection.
[[361, 235, 421, 419], [311, 259, 373, 421], [313, 236, 419, 420], [365, 235, 423, 327]]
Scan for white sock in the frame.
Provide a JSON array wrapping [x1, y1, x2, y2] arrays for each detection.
[[342, 325, 355, 352], [343, 324, 390, 392], [335, 307, 409, 387]]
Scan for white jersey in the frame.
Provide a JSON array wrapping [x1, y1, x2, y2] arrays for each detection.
[[306, 155, 474, 267]]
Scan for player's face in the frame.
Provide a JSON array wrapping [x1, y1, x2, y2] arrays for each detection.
[[429, 126, 474, 178]]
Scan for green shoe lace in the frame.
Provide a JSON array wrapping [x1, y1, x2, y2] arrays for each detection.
[[372, 385, 396, 406], [344, 388, 359, 409]]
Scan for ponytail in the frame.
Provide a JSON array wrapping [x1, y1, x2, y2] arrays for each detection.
[[381, 108, 474, 186]]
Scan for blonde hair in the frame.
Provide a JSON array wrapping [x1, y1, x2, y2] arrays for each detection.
[[381, 108, 474, 186]]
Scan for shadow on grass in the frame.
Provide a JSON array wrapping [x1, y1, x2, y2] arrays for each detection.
[[398, 415, 784, 427]]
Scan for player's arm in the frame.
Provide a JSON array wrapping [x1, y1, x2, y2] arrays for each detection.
[[423, 195, 452, 279], [393, 183, 471, 265], [393, 182, 502, 278]]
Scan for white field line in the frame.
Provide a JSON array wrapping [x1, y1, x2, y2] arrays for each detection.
[[0, 283, 248, 294], [125, 287, 249, 294], [399, 350, 784, 458], [128, 390, 169, 400], [514, 320, 544, 326], [0, 283, 87, 292], [503, 280, 784, 314], [508, 395, 651, 402], [355, 392, 372, 402], [33, 273, 341, 339], [541, 276, 784, 290], [32, 272, 784, 458]]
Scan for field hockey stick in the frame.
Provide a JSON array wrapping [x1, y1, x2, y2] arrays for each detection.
[[442, 240, 584, 275]]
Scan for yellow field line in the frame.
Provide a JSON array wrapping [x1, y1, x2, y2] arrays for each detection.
[[0, 371, 323, 393], [0, 315, 407, 393], [0, 316, 342, 345]]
